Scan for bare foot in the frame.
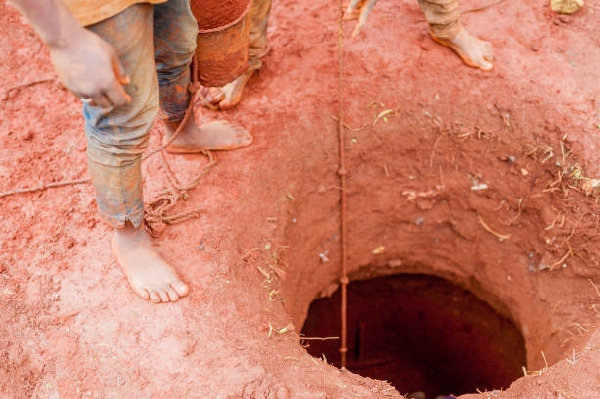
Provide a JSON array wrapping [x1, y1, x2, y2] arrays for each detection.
[[164, 114, 253, 154], [432, 25, 494, 71], [199, 69, 256, 110], [112, 223, 189, 302], [343, 0, 378, 38]]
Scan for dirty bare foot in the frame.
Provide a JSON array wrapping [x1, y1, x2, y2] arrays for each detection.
[[199, 69, 256, 110], [343, 0, 378, 38], [112, 223, 189, 302], [432, 25, 494, 71], [164, 114, 252, 154]]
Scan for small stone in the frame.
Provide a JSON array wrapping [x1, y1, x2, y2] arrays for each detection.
[[550, 0, 584, 14], [319, 251, 329, 263], [65, 237, 76, 249], [21, 130, 34, 141], [371, 246, 385, 254], [218, 263, 229, 275]]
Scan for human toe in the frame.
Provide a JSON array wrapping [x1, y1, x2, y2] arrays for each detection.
[[148, 290, 162, 303], [171, 281, 190, 297], [479, 57, 493, 70], [157, 289, 171, 303], [165, 285, 180, 302], [199, 87, 225, 109], [131, 282, 151, 300]]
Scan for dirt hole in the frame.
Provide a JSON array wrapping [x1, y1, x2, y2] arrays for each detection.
[[300, 274, 527, 398]]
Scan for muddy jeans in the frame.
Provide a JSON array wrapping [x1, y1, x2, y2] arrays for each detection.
[[83, 0, 198, 228], [248, 0, 271, 71], [418, 0, 460, 41]]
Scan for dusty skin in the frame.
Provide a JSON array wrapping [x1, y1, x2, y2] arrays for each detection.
[[199, 69, 257, 110], [432, 25, 494, 70], [112, 222, 189, 302], [164, 113, 253, 153]]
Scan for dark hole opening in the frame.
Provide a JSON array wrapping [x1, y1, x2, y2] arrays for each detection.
[[300, 274, 527, 398]]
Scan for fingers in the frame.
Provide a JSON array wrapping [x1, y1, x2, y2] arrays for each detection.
[[104, 81, 131, 107], [81, 50, 131, 108], [81, 94, 111, 109], [106, 55, 132, 106], [81, 79, 131, 109], [112, 53, 130, 86]]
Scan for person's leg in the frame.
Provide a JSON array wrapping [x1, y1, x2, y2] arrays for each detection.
[[418, 0, 493, 70], [86, 4, 188, 302], [154, 0, 252, 152], [200, 0, 272, 110]]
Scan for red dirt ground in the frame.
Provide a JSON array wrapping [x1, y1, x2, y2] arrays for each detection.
[[1, 0, 599, 398]]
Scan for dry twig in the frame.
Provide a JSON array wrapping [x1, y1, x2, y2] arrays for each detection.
[[478, 214, 511, 241], [330, 115, 368, 132], [588, 278, 600, 298], [1, 77, 56, 102], [299, 336, 339, 341], [0, 178, 90, 199]]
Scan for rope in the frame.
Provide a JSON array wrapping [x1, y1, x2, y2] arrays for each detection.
[[0, 178, 91, 199], [1, 55, 213, 237], [337, 0, 350, 369], [143, 55, 218, 236]]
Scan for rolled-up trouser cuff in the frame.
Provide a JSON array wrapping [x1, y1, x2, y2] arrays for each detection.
[[86, 143, 145, 228], [418, 0, 460, 41]]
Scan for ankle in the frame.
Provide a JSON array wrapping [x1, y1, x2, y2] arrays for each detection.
[[114, 221, 147, 243], [164, 119, 184, 135]]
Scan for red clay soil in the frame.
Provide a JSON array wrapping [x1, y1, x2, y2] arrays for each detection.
[[1, 0, 599, 398]]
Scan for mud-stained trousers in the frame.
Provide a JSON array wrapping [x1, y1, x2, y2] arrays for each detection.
[[83, 0, 198, 228], [418, 0, 461, 41], [247, 0, 272, 71]]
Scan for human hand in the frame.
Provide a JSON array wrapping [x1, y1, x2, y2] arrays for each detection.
[[48, 27, 131, 108], [344, 0, 378, 38]]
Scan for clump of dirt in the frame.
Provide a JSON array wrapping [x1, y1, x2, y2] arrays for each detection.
[[1, 0, 599, 397]]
